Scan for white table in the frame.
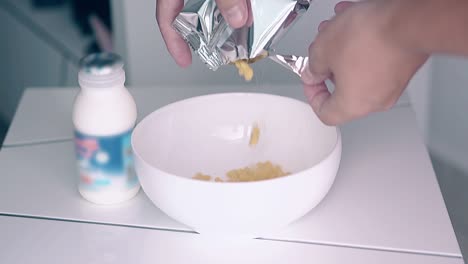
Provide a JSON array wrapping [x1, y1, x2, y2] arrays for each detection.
[[0, 86, 462, 263]]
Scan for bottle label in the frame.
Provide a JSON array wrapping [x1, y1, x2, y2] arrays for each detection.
[[74, 129, 139, 192]]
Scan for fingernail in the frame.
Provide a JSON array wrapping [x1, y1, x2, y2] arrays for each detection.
[[226, 5, 244, 27], [301, 65, 317, 85], [301, 62, 329, 85]]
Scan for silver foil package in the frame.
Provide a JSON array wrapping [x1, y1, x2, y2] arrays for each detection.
[[270, 54, 309, 77], [172, 0, 311, 76]]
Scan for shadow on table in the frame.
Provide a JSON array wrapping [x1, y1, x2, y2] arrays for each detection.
[[0, 118, 8, 147], [430, 152, 468, 262]]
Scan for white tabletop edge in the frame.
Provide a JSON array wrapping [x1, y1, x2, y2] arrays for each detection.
[[0, 211, 461, 259], [0, 215, 463, 264]]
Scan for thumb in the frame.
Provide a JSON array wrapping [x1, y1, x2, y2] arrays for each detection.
[[303, 82, 341, 126], [216, 0, 249, 28]]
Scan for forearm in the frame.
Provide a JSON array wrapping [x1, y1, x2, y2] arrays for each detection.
[[386, 0, 468, 56]]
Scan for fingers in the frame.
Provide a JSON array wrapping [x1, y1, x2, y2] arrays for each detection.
[[318, 20, 329, 32], [334, 1, 355, 14], [215, 0, 249, 28], [302, 40, 331, 86], [303, 82, 340, 125], [156, 0, 192, 68], [317, 1, 355, 33], [304, 82, 370, 126], [317, 1, 354, 33], [306, 0, 355, 89], [301, 0, 359, 125], [245, 0, 254, 27]]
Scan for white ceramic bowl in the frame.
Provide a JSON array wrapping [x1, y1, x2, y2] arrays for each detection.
[[132, 93, 341, 238]]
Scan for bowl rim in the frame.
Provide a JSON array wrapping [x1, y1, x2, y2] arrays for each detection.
[[131, 92, 341, 185]]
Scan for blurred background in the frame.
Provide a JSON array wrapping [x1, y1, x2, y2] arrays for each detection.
[[0, 0, 467, 242]]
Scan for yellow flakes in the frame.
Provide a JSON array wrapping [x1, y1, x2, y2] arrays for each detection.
[[226, 161, 289, 182], [214, 177, 224, 182], [249, 123, 260, 146], [234, 60, 254, 81], [233, 51, 268, 82], [192, 173, 211, 181], [192, 161, 289, 183]]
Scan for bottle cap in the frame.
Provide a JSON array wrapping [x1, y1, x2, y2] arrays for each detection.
[[78, 53, 125, 88], [79, 53, 124, 76]]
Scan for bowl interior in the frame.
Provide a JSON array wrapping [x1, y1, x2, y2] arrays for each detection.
[[132, 93, 338, 180]]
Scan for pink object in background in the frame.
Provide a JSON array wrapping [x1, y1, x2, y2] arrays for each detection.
[[88, 14, 113, 52]]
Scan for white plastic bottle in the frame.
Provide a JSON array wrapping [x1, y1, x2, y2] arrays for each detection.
[[73, 52, 140, 204]]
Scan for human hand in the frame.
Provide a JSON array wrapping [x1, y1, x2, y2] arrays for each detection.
[[302, 1, 429, 125], [156, 0, 251, 67]]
